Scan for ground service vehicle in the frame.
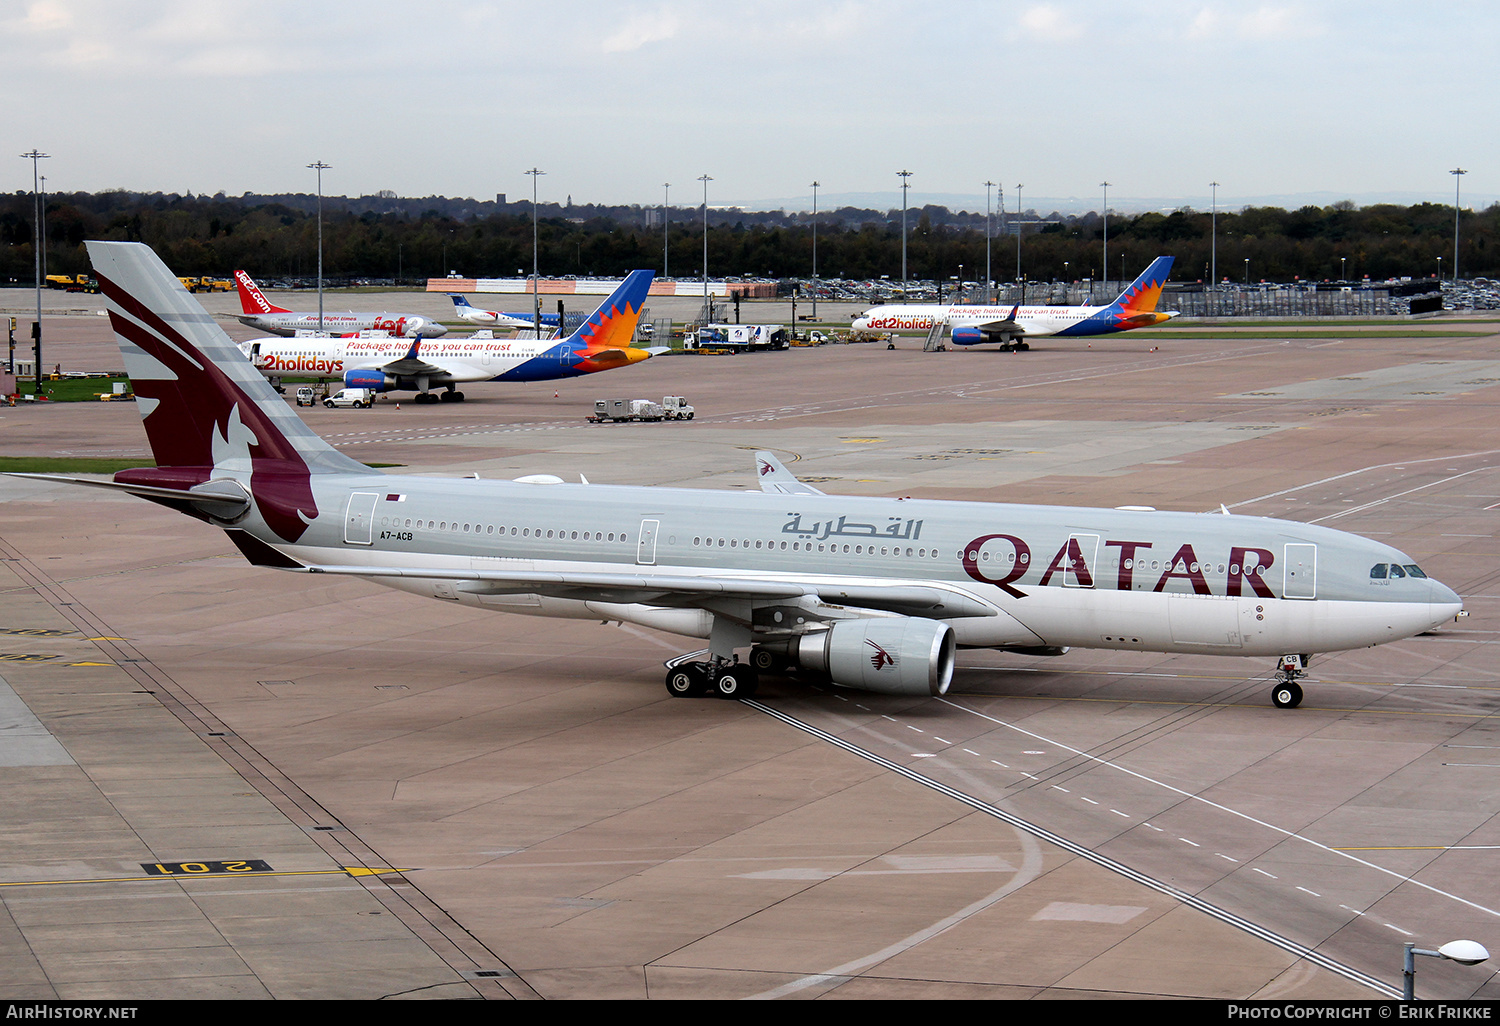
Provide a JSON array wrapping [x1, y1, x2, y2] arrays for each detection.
[[587, 396, 694, 423], [295, 386, 318, 407], [323, 388, 375, 409], [683, 324, 789, 352]]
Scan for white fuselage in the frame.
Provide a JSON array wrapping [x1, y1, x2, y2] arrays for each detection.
[[241, 336, 550, 384], [275, 476, 1461, 661]]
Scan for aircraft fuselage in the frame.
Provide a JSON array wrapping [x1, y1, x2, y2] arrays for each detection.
[[268, 476, 1458, 660]]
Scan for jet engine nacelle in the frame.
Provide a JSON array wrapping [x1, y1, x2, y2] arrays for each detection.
[[796, 617, 956, 696], [343, 368, 392, 391], [950, 326, 985, 346]]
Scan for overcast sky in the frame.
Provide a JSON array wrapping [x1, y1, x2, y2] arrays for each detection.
[[4, 1, 1495, 213]]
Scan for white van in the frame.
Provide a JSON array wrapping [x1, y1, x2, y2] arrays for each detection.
[[324, 388, 376, 409]]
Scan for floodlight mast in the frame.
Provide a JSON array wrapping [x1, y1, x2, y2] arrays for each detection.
[[810, 180, 819, 320], [21, 149, 50, 394], [1100, 181, 1112, 296], [307, 161, 330, 330], [1210, 181, 1219, 315], [526, 168, 545, 333], [984, 180, 995, 299], [897, 170, 912, 298], [699, 174, 713, 318], [1451, 168, 1467, 284]]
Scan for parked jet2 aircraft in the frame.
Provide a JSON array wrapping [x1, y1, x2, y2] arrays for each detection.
[[448, 293, 561, 330], [854, 256, 1179, 351], [233, 270, 447, 338], [240, 271, 665, 403], [36, 242, 1462, 710]]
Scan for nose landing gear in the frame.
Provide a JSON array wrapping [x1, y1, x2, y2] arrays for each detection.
[[1272, 654, 1309, 708]]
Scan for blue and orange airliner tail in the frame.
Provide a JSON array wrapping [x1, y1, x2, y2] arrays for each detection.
[[562, 270, 657, 374], [1108, 256, 1176, 329]]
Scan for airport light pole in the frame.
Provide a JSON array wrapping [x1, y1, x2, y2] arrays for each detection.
[[1100, 181, 1112, 297], [984, 180, 995, 300], [39, 175, 48, 291], [307, 161, 330, 331], [662, 182, 670, 279], [1403, 940, 1488, 1001], [1209, 181, 1219, 315], [526, 168, 545, 333], [897, 170, 912, 298], [810, 180, 819, 320], [699, 174, 713, 320], [22, 150, 49, 394], [1015, 183, 1023, 302], [1450, 167, 1467, 283]]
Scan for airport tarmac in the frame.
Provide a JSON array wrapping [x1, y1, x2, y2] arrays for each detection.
[[2, 306, 1500, 1000]]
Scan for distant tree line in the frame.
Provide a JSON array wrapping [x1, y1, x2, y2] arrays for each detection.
[[2, 189, 1495, 286]]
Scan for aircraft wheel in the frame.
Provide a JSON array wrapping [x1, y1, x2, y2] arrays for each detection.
[[712, 665, 758, 699], [665, 665, 708, 698], [1019, 342, 1031, 351], [1271, 681, 1303, 709], [451, 391, 465, 402]]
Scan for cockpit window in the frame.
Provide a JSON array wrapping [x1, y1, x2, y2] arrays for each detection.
[[1404, 565, 1427, 578], [1389, 564, 1407, 578], [1370, 564, 1388, 579]]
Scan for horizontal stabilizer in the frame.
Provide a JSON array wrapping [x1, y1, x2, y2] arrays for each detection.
[[755, 451, 825, 495], [5, 473, 251, 518]]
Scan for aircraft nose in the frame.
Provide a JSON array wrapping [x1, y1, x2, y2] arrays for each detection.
[[1429, 577, 1464, 626]]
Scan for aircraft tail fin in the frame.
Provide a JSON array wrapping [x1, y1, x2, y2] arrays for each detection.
[[88, 242, 368, 542], [567, 271, 654, 350], [447, 293, 474, 310], [1110, 256, 1174, 313], [234, 269, 290, 314]]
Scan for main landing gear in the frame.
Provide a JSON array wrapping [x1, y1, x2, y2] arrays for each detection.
[[1271, 654, 1309, 709], [664, 656, 758, 700], [413, 388, 465, 405]]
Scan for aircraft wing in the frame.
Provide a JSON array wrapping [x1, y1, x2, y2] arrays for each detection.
[[971, 304, 1026, 335], [755, 450, 825, 495], [220, 529, 995, 621], [373, 340, 482, 383], [283, 562, 993, 619]]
